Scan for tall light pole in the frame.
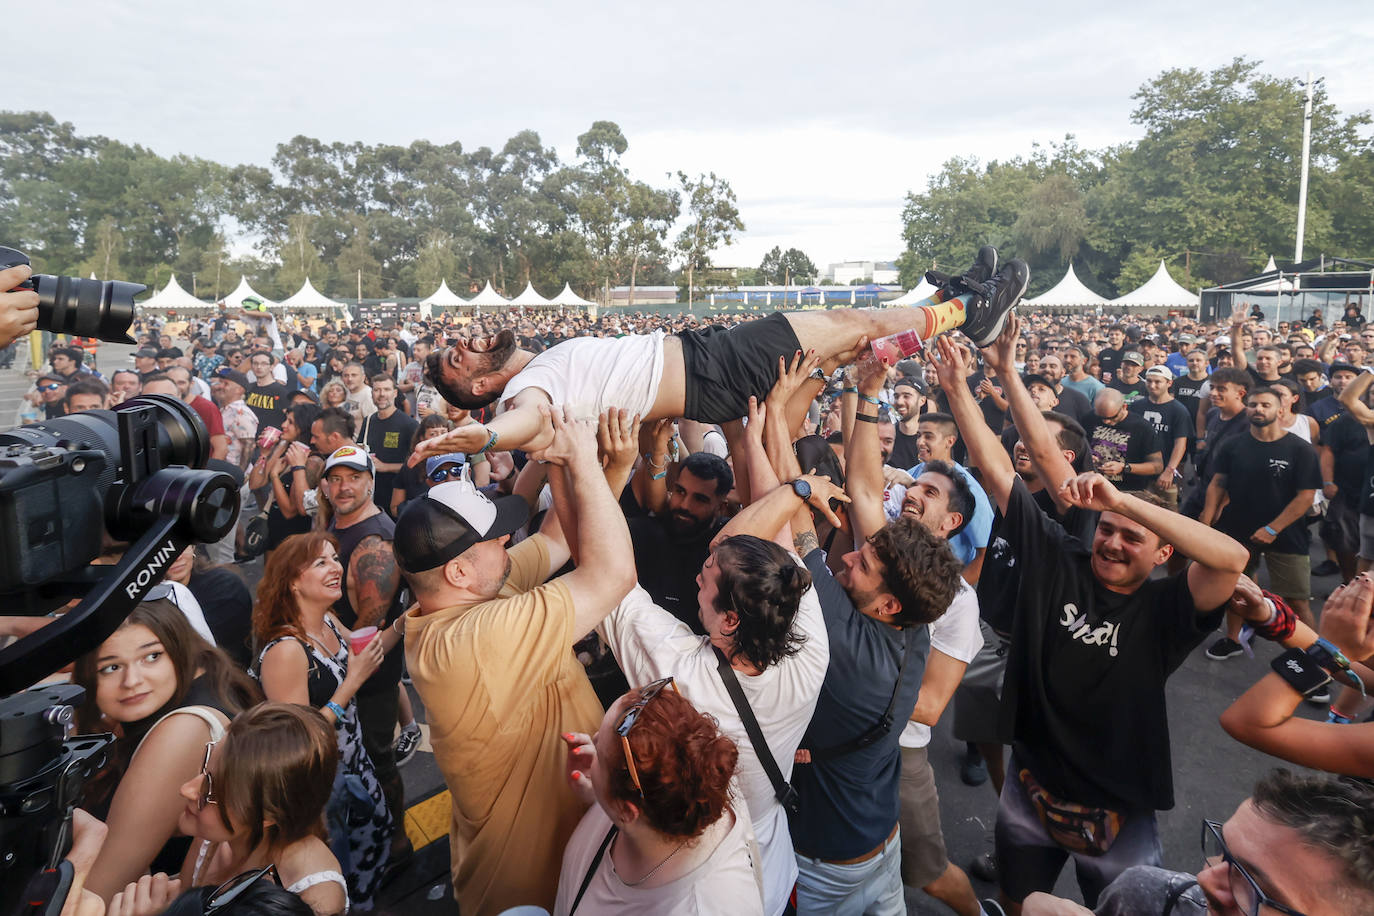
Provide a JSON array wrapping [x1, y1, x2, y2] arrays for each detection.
[[1294, 72, 1322, 263]]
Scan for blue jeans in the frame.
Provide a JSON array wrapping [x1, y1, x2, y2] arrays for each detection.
[[793, 827, 904, 916]]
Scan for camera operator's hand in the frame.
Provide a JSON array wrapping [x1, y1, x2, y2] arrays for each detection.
[[0, 263, 41, 348], [61, 808, 109, 916], [107, 872, 182, 916]]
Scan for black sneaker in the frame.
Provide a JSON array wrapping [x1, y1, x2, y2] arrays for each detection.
[[960, 748, 989, 787], [394, 723, 423, 766], [1206, 636, 1244, 660], [1311, 559, 1341, 577], [961, 259, 1029, 347], [969, 852, 999, 883], [925, 245, 997, 298]]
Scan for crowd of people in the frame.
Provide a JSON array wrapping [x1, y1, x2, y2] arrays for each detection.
[[3, 248, 1374, 916]]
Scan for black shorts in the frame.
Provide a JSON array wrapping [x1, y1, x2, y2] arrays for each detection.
[[677, 312, 803, 425]]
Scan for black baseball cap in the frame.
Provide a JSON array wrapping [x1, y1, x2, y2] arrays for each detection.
[[1021, 373, 1055, 391], [1328, 362, 1360, 377], [394, 479, 529, 573], [213, 366, 251, 390], [893, 376, 927, 395]]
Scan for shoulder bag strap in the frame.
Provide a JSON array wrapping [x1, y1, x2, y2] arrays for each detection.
[[568, 825, 617, 916], [807, 627, 915, 762], [711, 646, 798, 812]]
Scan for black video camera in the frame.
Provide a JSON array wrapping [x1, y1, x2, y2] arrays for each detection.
[[0, 247, 142, 343], [0, 249, 241, 913]]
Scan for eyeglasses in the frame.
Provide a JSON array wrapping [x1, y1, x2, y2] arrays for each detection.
[[427, 464, 468, 484], [616, 676, 677, 798], [1201, 819, 1306, 916], [36, 383, 62, 392], [198, 740, 219, 810], [205, 864, 281, 915]]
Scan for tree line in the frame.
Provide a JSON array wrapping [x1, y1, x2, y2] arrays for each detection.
[[897, 58, 1374, 297], [0, 117, 744, 303]]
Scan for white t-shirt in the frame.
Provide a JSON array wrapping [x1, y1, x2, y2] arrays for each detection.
[[898, 579, 982, 749], [599, 567, 827, 916], [502, 332, 665, 419], [165, 581, 217, 647], [553, 803, 763, 916]]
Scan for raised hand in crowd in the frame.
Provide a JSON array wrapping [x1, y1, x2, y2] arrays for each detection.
[[560, 731, 598, 808]]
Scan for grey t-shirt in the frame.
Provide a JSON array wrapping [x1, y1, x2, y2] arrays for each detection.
[[1096, 866, 1205, 915]]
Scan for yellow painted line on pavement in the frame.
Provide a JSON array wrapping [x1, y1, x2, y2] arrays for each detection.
[[404, 789, 451, 850]]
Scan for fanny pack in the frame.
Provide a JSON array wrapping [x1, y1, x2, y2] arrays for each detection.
[[1018, 768, 1123, 856]]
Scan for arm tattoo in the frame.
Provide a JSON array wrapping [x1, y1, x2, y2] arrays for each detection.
[[793, 529, 819, 557], [348, 535, 401, 627]]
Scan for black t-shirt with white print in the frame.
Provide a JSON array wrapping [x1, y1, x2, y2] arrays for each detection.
[[998, 478, 1224, 813], [1211, 432, 1321, 554]]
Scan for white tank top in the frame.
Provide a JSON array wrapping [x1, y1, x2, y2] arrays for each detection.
[[1285, 413, 1312, 443]]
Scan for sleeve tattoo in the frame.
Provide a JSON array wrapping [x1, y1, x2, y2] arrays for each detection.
[[348, 535, 402, 627], [793, 529, 819, 557]]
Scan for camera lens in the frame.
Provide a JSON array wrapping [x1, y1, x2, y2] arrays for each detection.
[[30, 274, 141, 344]]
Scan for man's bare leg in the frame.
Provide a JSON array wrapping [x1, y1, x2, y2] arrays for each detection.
[[783, 293, 976, 360]]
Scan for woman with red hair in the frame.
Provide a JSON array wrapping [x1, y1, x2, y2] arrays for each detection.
[[252, 531, 402, 910], [555, 679, 764, 915]]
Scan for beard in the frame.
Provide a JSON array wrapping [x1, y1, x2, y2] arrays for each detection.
[[470, 328, 519, 375], [1249, 414, 1275, 427], [665, 509, 712, 540]]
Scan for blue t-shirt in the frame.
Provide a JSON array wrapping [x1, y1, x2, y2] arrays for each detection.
[[1165, 352, 1188, 377], [295, 361, 318, 392], [789, 550, 930, 860], [906, 460, 993, 566], [1061, 374, 1105, 403]]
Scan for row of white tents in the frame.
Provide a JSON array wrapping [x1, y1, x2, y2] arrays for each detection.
[[884, 260, 1200, 311], [138, 276, 598, 315]]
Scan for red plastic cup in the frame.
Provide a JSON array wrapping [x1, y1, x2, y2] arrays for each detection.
[[257, 426, 282, 451], [349, 626, 378, 654]]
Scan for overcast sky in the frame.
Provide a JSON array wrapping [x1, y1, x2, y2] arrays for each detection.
[[20, 1, 1374, 275]]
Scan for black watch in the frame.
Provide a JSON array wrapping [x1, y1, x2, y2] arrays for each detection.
[[790, 478, 812, 501], [1270, 647, 1332, 698]]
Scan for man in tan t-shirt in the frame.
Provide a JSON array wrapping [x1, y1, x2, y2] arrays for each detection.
[[394, 408, 637, 915]]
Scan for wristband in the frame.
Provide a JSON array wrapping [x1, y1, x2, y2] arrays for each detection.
[[651, 470, 666, 481], [1306, 637, 1368, 697], [1324, 481, 1336, 486], [473, 428, 499, 456], [325, 701, 347, 722], [1327, 709, 1354, 725], [290, 465, 306, 473], [644, 454, 666, 470], [1263, 525, 1278, 537], [854, 413, 879, 424], [1269, 647, 1332, 697], [857, 393, 884, 407], [842, 386, 858, 394]]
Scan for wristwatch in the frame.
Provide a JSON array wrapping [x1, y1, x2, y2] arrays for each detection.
[[1269, 647, 1332, 698], [790, 478, 812, 501]]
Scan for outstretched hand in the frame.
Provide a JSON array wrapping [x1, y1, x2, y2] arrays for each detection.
[[597, 407, 641, 471], [1319, 573, 1374, 662], [744, 396, 766, 444], [799, 473, 850, 530], [529, 405, 599, 468], [407, 421, 493, 467], [767, 349, 821, 409], [930, 335, 970, 393], [981, 312, 1021, 375], [561, 731, 598, 807]]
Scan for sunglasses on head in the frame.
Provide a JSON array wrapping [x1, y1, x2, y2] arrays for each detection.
[[616, 677, 677, 798], [205, 864, 281, 915]]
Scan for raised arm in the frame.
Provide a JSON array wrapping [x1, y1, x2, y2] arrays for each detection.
[[931, 336, 1016, 513], [1060, 471, 1248, 610], [1338, 371, 1374, 427], [843, 352, 891, 543], [631, 418, 674, 515], [527, 406, 637, 637], [408, 388, 555, 465], [982, 315, 1077, 508]]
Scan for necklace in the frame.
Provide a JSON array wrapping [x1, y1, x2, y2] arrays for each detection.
[[616, 833, 688, 887]]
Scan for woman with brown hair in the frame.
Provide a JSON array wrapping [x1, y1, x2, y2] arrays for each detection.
[[178, 703, 348, 916], [72, 598, 262, 903], [555, 679, 764, 915], [251, 530, 401, 910]]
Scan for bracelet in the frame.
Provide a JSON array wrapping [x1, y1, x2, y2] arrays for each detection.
[[473, 428, 499, 456], [1324, 481, 1336, 487], [651, 470, 667, 481], [857, 393, 883, 407], [324, 701, 347, 722], [644, 454, 666, 470], [854, 413, 879, 424], [1263, 525, 1278, 537], [290, 465, 306, 473], [1250, 590, 1296, 642], [842, 386, 858, 394], [1328, 709, 1354, 725]]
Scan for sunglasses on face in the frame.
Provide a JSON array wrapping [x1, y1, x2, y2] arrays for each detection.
[[427, 464, 468, 484], [616, 676, 677, 798], [36, 383, 62, 392], [198, 740, 218, 811], [1201, 819, 1306, 916]]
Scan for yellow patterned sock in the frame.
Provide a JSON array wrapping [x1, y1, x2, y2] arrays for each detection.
[[919, 294, 973, 338]]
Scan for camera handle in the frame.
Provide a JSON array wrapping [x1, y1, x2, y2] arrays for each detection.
[[0, 515, 188, 695]]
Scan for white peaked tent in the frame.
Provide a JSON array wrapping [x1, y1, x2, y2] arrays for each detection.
[[466, 282, 510, 309], [885, 279, 939, 306], [550, 283, 595, 309], [141, 274, 212, 310], [1021, 263, 1108, 309], [507, 282, 551, 308], [419, 280, 468, 318], [222, 276, 276, 310], [1110, 261, 1200, 309], [280, 278, 345, 311]]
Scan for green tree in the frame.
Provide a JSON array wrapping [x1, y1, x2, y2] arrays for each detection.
[[336, 214, 383, 299], [758, 246, 816, 284], [674, 171, 744, 305], [415, 229, 460, 297], [275, 213, 322, 297]]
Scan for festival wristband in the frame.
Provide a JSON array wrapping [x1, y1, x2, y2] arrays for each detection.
[[854, 413, 879, 424], [651, 470, 667, 481], [842, 386, 858, 394], [1263, 525, 1278, 537], [325, 701, 347, 722], [290, 465, 306, 473], [857, 393, 883, 407], [473, 428, 499, 456]]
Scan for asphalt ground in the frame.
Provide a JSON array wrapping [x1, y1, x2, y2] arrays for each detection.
[[10, 335, 1348, 915]]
